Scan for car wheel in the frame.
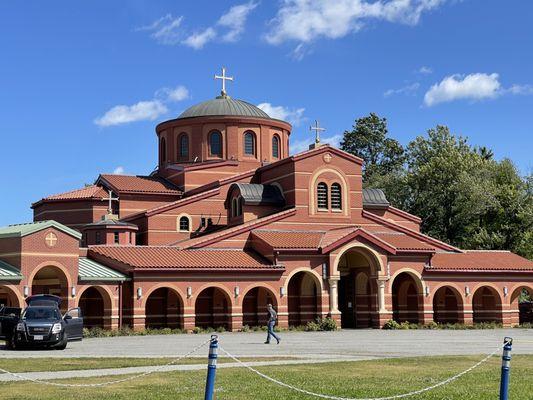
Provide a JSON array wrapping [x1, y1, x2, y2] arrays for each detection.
[[56, 334, 68, 350]]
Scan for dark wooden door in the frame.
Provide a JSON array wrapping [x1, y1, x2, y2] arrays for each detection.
[[339, 271, 356, 328]]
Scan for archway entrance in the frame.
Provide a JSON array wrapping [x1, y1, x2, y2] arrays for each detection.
[[31, 266, 69, 312], [145, 287, 183, 329], [511, 287, 532, 325], [337, 249, 377, 328], [0, 286, 20, 308], [288, 271, 320, 327], [472, 286, 502, 323], [433, 286, 463, 324], [392, 272, 422, 323], [78, 287, 112, 329], [195, 287, 231, 329], [242, 287, 276, 327]]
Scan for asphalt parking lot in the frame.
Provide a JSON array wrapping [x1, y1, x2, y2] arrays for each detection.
[[1, 329, 531, 359]]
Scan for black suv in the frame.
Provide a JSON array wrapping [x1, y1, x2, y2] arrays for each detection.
[[0, 295, 83, 350]]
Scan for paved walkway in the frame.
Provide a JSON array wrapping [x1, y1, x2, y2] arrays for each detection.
[[1, 329, 531, 359]]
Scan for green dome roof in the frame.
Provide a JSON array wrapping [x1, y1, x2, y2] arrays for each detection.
[[178, 97, 270, 120]]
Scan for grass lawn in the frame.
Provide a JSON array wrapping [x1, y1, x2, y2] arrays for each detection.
[[0, 355, 531, 399], [0, 356, 295, 373]]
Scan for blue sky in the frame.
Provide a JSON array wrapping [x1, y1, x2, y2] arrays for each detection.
[[1, 0, 532, 226]]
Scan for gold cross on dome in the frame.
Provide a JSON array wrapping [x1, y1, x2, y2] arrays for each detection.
[[214, 67, 234, 97], [310, 120, 326, 145], [45, 232, 58, 247]]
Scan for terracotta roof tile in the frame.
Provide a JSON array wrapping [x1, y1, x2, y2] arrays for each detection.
[[43, 185, 107, 201], [320, 227, 359, 249], [365, 229, 436, 251], [98, 174, 182, 195], [89, 246, 279, 271], [176, 208, 297, 248], [252, 230, 324, 249], [429, 251, 533, 271]]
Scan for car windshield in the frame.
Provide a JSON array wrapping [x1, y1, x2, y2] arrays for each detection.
[[22, 307, 60, 320]]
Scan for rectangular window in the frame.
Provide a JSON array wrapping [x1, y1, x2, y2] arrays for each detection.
[[331, 183, 342, 210], [317, 183, 328, 210], [95, 231, 101, 245], [114, 232, 120, 244]]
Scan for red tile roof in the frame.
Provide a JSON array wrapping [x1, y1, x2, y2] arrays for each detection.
[[429, 251, 533, 272], [365, 228, 435, 251], [97, 174, 182, 195], [175, 208, 297, 249], [252, 230, 324, 249], [89, 246, 279, 271], [41, 185, 107, 201], [320, 227, 359, 249]]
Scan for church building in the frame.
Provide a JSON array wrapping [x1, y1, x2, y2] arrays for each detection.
[[1, 69, 532, 331]]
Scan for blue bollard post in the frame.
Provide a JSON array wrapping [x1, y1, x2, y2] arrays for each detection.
[[499, 337, 513, 400], [204, 335, 219, 400]]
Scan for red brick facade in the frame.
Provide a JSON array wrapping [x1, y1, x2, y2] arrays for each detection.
[[1, 97, 532, 331]]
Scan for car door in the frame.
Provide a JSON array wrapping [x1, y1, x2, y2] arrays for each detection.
[[63, 308, 83, 340]]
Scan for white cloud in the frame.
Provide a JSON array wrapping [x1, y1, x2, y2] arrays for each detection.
[[384, 82, 420, 97], [113, 166, 125, 175], [290, 134, 343, 154], [156, 85, 190, 102], [423, 73, 501, 107], [94, 100, 168, 127], [265, 0, 447, 45], [137, 14, 184, 45], [508, 84, 533, 95], [417, 66, 433, 74], [218, 1, 259, 42], [257, 103, 306, 126], [95, 84, 190, 127], [182, 27, 217, 49]]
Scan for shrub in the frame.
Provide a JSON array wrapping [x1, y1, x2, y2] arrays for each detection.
[[240, 325, 250, 332], [382, 319, 401, 330], [320, 317, 338, 331], [305, 320, 321, 331]]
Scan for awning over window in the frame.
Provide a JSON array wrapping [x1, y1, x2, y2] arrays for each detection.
[[0, 260, 23, 281], [78, 257, 128, 282]]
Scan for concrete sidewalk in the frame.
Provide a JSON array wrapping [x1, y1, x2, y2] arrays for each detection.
[[1, 329, 531, 359], [0, 356, 377, 382]]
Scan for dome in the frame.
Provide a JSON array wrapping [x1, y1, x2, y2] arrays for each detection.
[[178, 96, 271, 120]]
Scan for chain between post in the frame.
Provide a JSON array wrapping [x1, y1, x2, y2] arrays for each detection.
[[0, 337, 212, 388], [219, 345, 502, 400]]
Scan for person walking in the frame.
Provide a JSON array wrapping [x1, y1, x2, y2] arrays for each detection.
[[265, 303, 280, 344]]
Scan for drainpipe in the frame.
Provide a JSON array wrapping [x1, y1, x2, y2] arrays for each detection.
[[118, 282, 123, 329]]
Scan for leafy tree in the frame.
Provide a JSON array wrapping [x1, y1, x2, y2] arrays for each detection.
[[340, 119, 533, 259], [340, 113, 405, 181]]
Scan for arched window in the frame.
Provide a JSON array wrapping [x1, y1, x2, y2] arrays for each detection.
[[317, 182, 328, 210], [178, 133, 189, 159], [209, 131, 222, 157], [238, 196, 244, 216], [179, 216, 190, 232], [231, 198, 238, 218], [331, 183, 342, 210], [272, 135, 280, 158], [244, 131, 255, 156], [160, 137, 166, 164]]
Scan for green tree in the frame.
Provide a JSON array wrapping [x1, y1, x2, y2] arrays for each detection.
[[340, 113, 405, 181]]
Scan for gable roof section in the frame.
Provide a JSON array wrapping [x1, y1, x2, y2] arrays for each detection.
[[252, 230, 324, 250], [88, 246, 280, 271], [79, 257, 128, 282], [175, 208, 297, 249], [0, 220, 82, 240], [96, 174, 182, 196], [429, 251, 533, 272], [319, 227, 399, 254], [0, 260, 23, 281], [122, 188, 221, 221], [257, 144, 364, 177], [362, 210, 460, 252], [32, 185, 107, 207]]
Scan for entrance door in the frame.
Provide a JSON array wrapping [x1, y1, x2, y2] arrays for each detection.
[[339, 271, 356, 328]]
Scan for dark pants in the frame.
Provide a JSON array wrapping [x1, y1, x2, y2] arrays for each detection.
[[266, 320, 280, 343]]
